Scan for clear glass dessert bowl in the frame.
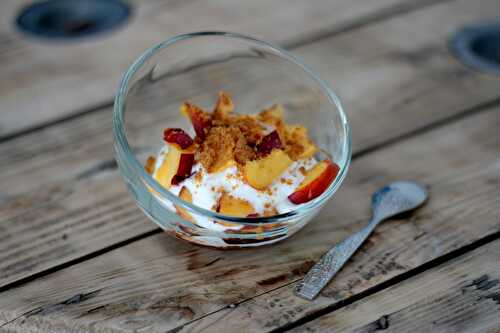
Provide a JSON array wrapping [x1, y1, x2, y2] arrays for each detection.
[[113, 32, 351, 248]]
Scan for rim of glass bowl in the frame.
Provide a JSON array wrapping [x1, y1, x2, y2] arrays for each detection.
[[113, 31, 352, 225]]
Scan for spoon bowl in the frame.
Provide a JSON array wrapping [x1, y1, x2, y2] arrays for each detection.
[[372, 181, 428, 221]]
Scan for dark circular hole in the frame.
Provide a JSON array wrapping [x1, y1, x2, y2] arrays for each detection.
[[450, 21, 500, 75], [470, 34, 500, 64], [16, 0, 131, 39], [37, 10, 97, 35]]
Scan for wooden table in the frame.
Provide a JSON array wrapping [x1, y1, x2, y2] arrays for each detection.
[[1, 0, 500, 332]]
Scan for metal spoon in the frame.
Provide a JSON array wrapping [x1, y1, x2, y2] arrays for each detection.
[[295, 181, 428, 301]]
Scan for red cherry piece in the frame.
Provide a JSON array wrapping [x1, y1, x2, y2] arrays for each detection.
[[164, 128, 194, 149], [257, 130, 282, 155]]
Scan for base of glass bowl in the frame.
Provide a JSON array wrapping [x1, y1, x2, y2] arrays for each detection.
[[165, 225, 302, 249]]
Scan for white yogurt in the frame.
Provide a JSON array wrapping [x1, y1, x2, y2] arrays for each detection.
[[152, 144, 315, 229]]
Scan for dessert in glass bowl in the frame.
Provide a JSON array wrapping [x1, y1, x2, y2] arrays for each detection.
[[146, 92, 340, 229], [113, 32, 351, 248]]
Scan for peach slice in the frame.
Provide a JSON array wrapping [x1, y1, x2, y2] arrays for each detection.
[[288, 160, 339, 204], [213, 91, 234, 119], [217, 192, 255, 217], [257, 130, 283, 155], [163, 128, 194, 149], [180, 102, 212, 140], [154, 145, 195, 188], [175, 186, 195, 222], [243, 149, 293, 190]]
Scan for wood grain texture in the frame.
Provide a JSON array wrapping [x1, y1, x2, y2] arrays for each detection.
[[1, 96, 499, 332], [170, 106, 500, 333], [0, 0, 426, 138], [290, 240, 500, 333], [1, 0, 499, 289]]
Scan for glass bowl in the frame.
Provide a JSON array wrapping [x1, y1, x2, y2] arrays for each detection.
[[113, 31, 351, 248]]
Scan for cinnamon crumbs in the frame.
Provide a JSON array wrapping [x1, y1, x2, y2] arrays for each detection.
[[185, 92, 317, 174], [199, 126, 257, 171], [193, 170, 203, 183]]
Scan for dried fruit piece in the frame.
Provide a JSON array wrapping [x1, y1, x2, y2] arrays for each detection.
[[288, 160, 339, 204], [176, 153, 195, 179], [180, 102, 212, 140], [243, 149, 293, 190], [257, 130, 283, 155], [163, 128, 194, 149], [217, 193, 255, 217], [171, 175, 185, 186]]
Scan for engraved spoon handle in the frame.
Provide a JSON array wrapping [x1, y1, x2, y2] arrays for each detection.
[[295, 217, 380, 300]]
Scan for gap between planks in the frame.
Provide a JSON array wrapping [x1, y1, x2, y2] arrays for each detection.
[[164, 227, 500, 333], [287, 238, 500, 332], [0, 229, 161, 295], [273, 230, 500, 332]]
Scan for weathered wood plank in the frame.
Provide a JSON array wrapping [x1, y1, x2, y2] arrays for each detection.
[[0, 0, 426, 138], [289, 240, 500, 333], [1, 93, 499, 332], [0, 0, 499, 290]]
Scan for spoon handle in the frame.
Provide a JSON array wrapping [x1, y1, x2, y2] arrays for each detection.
[[295, 218, 380, 300]]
